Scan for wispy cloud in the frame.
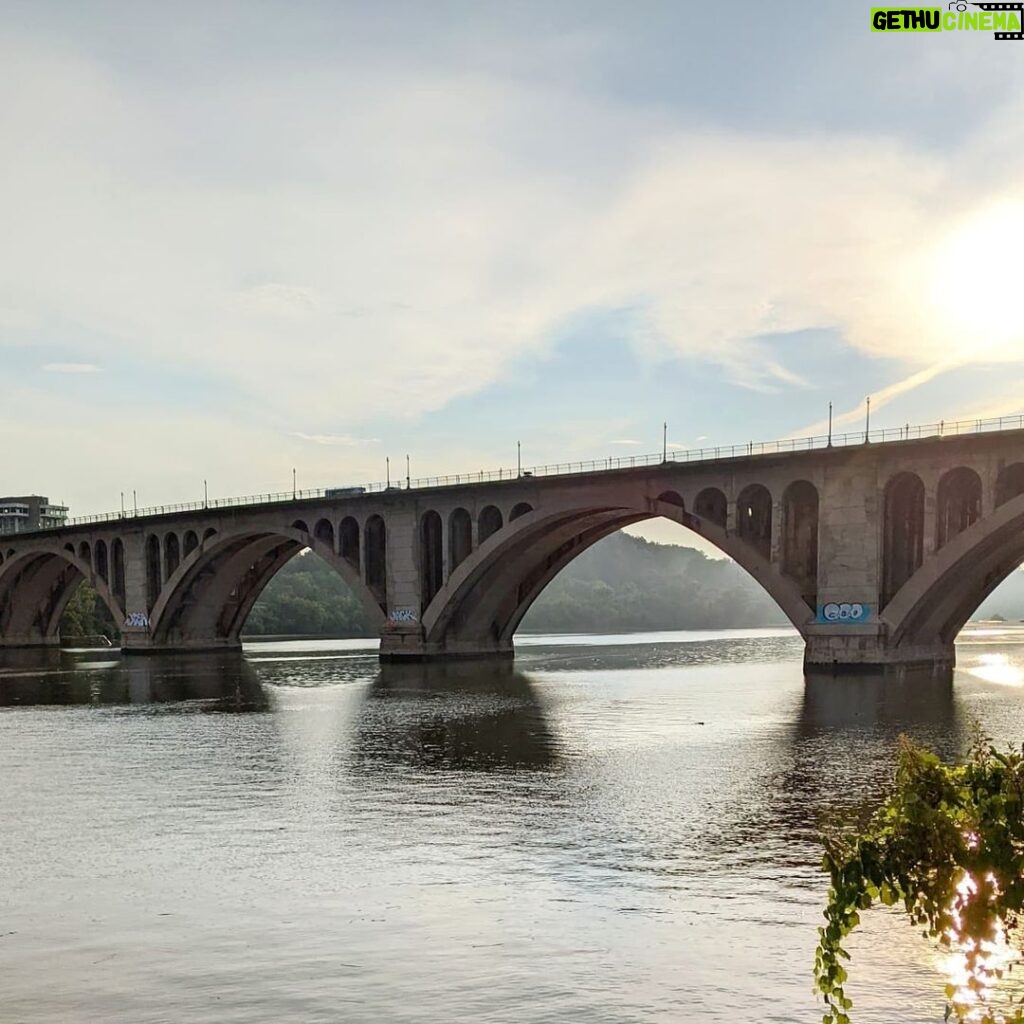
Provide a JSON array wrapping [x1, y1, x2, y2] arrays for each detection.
[[790, 360, 959, 438], [609, 439, 643, 446], [289, 432, 380, 446], [42, 362, 101, 374]]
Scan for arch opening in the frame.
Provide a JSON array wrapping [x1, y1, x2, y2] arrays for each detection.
[[340, 516, 360, 571], [510, 502, 533, 521], [145, 534, 162, 613], [736, 484, 772, 560], [419, 511, 444, 611], [996, 463, 1024, 508], [314, 518, 335, 550], [479, 505, 503, 543], [95, 539, 108, 583], [449, 508, 472, 573], [112, 539, 126, 606], [365, 515, 387, 610], [882, 472, 925, 608], [782, 480, 819, 609], [183, 530, 199, 557], [936, 467, 982, 550], [694, 487, 727, 527], [165, 533, 181, 578]]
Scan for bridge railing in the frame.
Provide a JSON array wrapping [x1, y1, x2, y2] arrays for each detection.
[[36, 411, 1024, 530]]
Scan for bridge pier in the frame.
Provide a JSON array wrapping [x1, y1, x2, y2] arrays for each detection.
[[378, 623, 513, 662], [803, 629, 955, 674]]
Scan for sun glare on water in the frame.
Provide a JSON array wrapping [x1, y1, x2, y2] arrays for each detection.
[[940, 872, 1021, 1023]]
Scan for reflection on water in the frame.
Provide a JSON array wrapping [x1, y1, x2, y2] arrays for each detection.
[[357, 662, 559, 772], [0, 649, 268, 711], [2, 628, 1024, 1024]]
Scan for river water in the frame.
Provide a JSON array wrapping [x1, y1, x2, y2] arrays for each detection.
[[3, 627, 1024, 1023]]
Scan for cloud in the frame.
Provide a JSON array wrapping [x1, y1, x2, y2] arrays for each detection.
[[289, 432, 380, 446], [4, 16, 1024, 510], [42, 362, 102, 374]]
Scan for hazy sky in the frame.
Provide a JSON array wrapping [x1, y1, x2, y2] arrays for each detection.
[[3, 1, 1024, 538]]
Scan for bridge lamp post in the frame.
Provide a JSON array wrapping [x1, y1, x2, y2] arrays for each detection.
[[865, 396, 872, 443], [292, 468, 296, 499], [386, 456, 390, 488], [406, 454, 410, 489], [517, 441, 521, 477], [662, 422, 667, 463], [827, 402, 833, 448], [120, 491, 125, 518], [204, 479, 208, 508]]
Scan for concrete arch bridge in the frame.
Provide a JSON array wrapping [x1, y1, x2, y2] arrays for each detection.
[[3, 428, 1024, 672]]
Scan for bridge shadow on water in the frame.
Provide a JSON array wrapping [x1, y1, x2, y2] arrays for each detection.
[[0, 648, 268, 711], [353, 660, 560, 773], [698, 667, 973, 874]]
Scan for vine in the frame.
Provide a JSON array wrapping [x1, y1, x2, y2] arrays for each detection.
[[815, 735, 1024, 1024]]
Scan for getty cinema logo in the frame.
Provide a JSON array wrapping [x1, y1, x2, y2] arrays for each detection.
[[872, 2, 1024, 38]]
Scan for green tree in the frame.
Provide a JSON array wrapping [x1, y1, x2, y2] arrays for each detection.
[[59, 580, 119, 641], [816, 736, 1024, 1024]]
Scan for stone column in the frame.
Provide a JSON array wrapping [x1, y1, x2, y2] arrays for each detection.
[[120, 529, 153, 652], [379, 507, 426, 658]]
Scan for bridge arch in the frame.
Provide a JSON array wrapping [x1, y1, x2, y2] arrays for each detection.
[[414, 494, 814, 659], [0, 544, 125, 647], [883, 490, 1024, 652], [147, 524, 384, 650]]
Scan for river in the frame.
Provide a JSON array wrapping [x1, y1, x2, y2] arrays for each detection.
[[2, 626, 1023, 1023]]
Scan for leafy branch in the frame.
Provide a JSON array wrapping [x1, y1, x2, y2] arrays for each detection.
[[815, 734, 1024, 1024]]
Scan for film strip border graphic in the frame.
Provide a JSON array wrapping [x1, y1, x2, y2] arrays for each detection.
[[972, 2, 1024, 39]]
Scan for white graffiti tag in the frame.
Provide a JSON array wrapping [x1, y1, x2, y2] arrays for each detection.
[[820, 602, 868, 623], [124, 612, 150, 628], [387, 607, 418, 624]]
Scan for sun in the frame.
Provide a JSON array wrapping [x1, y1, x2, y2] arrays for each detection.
[[926, 201, 1024, 360]]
